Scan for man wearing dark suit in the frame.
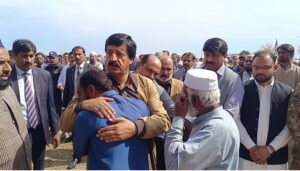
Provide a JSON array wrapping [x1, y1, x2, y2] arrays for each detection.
[[172, 52, 195, 82], [61, 46, 95, 169], [45, 51, 64, 116], [10, 39, 60, 170], [62, 46, 95, 111]]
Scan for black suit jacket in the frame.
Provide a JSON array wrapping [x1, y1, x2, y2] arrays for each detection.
[[10, 66, 60, 144], [62, 62, 96, 108]]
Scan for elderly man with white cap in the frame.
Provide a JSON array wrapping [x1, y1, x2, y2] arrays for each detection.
[[164, 69, 240, 170]]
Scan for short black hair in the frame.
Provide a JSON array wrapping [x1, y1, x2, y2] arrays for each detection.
[[277, 44, 295, 55], [63, 52, 69, 56], [72, 46, 85, 54], [79, 69, 113, 93], [162, 50, 170, 56], [203, 38, 228, 55], [35, 52, 44, 58], [253, 51, 276, 64], [182, 52, 195, 60], [12, 39, 36, 55], [105, 33, 136, 60], [68, 51, 73, 56]]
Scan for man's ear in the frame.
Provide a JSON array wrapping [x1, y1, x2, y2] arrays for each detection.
[[223, 54, 228, 59], [12, 52, 17, 58], [87, 84, 95, 98], [192, 95, 202, 109], [137, 61, 142, 70]]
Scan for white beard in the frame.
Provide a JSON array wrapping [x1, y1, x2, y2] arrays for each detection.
[[187, 104, 198, 117]]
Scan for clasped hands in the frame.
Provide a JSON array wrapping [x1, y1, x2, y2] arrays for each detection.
[[249, 145, 274, 165], [81, 97, 137, 143]]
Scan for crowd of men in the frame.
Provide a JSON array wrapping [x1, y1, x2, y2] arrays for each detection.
[[0, 34, 299, 170]]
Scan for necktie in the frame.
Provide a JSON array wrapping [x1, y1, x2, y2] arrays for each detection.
[[183, 70, 187, 82], [23, 73, 38, 129], [77, 66, 81, 80]]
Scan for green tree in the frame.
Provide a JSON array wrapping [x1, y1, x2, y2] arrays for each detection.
[[239, 50, 250, 55]]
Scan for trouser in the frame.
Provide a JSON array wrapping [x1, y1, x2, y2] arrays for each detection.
[[155, 138, 166, 170], [28, 124, 46, 170], [72, 131, 81, 162]]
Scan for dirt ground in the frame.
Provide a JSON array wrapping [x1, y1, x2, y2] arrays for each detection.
[[44, 141, 87, 170]]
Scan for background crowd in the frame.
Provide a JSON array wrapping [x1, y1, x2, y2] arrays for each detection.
[[0, 33, 300, 170]]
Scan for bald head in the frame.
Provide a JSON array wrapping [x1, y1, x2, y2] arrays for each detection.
[[157, 55, 174, 83], [138, 54, 161, 80], [160, 55, 173, 66]]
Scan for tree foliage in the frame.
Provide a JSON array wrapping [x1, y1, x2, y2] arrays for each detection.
[[239, 50, 250, 55]]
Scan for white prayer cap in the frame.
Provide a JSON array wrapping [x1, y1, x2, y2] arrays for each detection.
[[184, 69, 218, 91]]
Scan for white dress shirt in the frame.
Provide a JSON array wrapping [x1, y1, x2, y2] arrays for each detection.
[[57, 64, 71, 88], [237, 78, 291, 170], [74, 62, 85, 92], [15, 65, 41, 127]]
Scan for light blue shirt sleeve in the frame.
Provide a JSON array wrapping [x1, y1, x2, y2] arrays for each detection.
[[57, 65, 68, 88], [164, 116, 222, 170], [223, 76, 244, 120]]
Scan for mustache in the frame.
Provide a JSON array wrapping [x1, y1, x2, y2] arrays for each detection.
[[160, 74, 169, 78], [108, 61, 120, 68], [205, 61, 214, 65], [0, 72, 10, 77], [255, 74, 265, 77], [24, 62, 32, 66]]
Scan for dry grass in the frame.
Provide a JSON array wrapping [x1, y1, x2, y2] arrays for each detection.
[[44, 141, 87, 170]]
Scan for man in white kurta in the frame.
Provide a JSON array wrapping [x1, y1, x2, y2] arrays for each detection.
[[237, 51, 292, 170], [164, 69, 240, 170]]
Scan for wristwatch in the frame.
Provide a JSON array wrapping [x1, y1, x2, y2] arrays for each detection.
[[267, 146, 273, 154]]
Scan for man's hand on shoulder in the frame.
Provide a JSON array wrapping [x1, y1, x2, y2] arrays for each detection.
[[82, 97, 116, 119], [96, 118, 137, 143]]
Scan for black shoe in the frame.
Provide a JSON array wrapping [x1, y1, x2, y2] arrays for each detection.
[[64, 135, 73, 143], [67, 158, 80, 169]]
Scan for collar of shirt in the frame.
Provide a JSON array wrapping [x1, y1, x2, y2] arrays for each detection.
[[111, 72, 143, 100], [76, 62, 85, 69], [155, 78, 172, 87], [193, 106, 223, 125], [15, 65, 33, 76], [254, 77, 274, 89], [216, 64, 226, 77], [101, 90, 119, 98], [279, 63, 293, 71]]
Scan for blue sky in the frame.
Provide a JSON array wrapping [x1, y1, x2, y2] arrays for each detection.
[[1, 0, 300, 58]]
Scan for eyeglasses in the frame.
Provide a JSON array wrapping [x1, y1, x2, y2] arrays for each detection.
[[253, 65, 273, 71]]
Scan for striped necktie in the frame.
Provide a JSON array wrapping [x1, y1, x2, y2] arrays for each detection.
[[23, 73, 38, 129]]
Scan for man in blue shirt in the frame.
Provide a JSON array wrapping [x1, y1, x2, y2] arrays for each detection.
[[73, 69, 150, 170]]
